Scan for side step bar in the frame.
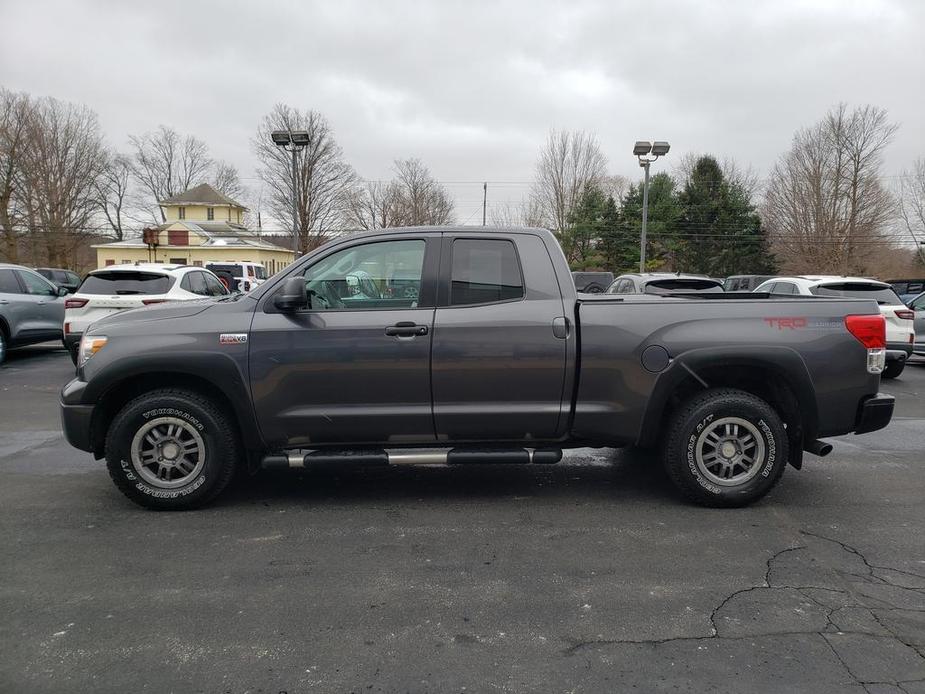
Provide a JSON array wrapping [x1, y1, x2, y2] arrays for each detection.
[[261, 447, 563, 470]]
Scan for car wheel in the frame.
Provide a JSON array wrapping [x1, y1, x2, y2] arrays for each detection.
[[881, 360, 905, 379], [105, 389, 239, 510], [663, 388, 788, 508], [584, 283, 604, 293]]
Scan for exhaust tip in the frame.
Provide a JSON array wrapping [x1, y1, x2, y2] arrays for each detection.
[[804, 440, 833, 457]]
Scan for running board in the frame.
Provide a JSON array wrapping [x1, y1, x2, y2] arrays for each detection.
[[261, 447, 563, 470]]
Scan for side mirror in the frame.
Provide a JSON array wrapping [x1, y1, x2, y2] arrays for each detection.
[[57, 286, 69, 297], [273, 276, 308, 311]]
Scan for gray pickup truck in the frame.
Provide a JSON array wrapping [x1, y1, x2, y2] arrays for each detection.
[[60, 226, 894, 510]]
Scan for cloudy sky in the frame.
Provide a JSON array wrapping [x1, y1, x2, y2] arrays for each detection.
[[1, 0, 923, 224]]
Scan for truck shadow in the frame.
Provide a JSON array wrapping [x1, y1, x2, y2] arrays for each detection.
[[218, 447, 680, 508]]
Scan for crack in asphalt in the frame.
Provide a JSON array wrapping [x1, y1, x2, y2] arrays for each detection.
[[563, 531, 925, 687]]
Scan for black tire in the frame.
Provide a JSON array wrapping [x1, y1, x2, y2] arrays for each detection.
[[104, 389, 239, 510], [881, 360, 905, 379], [663, 388, 788, 508], [67, 341, 78, 365], [0, 326, 7, 365]]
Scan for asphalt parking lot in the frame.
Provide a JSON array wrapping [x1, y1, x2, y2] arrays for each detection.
[[1, 344, 924, 693]]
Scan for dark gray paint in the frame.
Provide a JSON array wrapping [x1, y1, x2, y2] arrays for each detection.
[[61, 226, 891, 460]]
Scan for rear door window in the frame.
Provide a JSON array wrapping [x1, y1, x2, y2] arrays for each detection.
[[449, 239, 524, 306], [78, 271, 174, 295], [810, 283, 902, 305], [181, 271, 208, 295], [203, 272, 229, 296], [0, 269, 22, 293]]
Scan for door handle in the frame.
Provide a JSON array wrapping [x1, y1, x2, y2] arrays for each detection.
[[385, 321, 428, 337], [37, 301, 47, 305]]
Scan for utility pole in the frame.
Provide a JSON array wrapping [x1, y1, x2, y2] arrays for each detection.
[[482, 182, 487, 226]]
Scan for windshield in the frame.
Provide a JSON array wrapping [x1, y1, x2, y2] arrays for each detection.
[[810, 283, 902, 305], [78, 271, 174, 295], [644, 279, 724, 294]]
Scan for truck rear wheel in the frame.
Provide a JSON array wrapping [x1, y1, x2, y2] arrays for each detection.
[[663, 388, 788, 507], [104, 389, 238, 510]]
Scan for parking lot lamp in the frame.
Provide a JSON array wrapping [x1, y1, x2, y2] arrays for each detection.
[[271, 130, 310, 254], [633, 140, 670, 272]]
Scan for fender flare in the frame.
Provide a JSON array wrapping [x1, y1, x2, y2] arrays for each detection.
[[637, 345, 818, 448], [84, 351, 263, 454]]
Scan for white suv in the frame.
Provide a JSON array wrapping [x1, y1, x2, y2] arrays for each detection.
[[754, 276, 915, 378], [205, 262, 268, 293], [64, 264, 229, 362]]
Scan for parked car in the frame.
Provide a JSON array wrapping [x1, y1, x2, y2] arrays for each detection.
[[205, 261, 268, 293], [0, 263, 68, 365], [753, 276, 914, 378], [886, 278, 925, 304], [606, 272, 724, 294], [61, 227, 893, 511], [572, 271, 614, 294], [908, 291, 925, 356], [724, 275, 776, 292], [63, 263, 229, 363], [34, 267, 82, 294]]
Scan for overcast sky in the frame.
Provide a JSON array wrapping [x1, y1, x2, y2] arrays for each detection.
[[2, 0, 923, 224]]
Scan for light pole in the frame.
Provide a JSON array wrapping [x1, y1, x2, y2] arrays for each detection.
[[633, 140, 670, 272], [271, 130, 310, 255]]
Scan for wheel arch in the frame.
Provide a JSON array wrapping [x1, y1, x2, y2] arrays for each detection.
[[87, 366, 263, 469], [638, 347, 818, 468]]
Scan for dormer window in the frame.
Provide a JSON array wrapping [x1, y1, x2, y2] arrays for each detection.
[[207, 207, 214, 220], [178, 206, 186, 220]]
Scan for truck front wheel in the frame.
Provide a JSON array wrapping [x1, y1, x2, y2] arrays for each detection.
[[104, 389, 239, 510], [663, 388, 788, 507]]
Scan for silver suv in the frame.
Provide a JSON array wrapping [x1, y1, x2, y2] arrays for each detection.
[[0, 263, 68, 364]]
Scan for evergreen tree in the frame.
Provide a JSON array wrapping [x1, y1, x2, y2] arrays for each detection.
[[675, 156, 776, 276], [602, 172, 680, 272]]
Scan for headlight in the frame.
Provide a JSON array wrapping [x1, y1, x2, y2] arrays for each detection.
[[78, 335, 108, 367]]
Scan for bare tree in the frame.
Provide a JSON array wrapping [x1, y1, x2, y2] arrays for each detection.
[[763, 104, 897, 274], [20, 96, 106, 267], [390, 158, 454, 226], [346, 160, 454, 230], [212, 160, 245, 201], [129, 125, 213, 221], [345, 180, 404, 230], [897, 158, 925, 266], [529, 129, 607, 232], [253, 104, 357, 252], [0, 88, 34, 262], [93, 150, 133, 240]]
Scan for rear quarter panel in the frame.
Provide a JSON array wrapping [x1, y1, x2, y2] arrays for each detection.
[[573, 296, 881, 445]]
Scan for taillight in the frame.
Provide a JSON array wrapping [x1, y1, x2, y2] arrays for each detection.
[[894, 309, 914, 320], [845, 314, 886, 349], [65, 298, 88, 310], [64, 322, 70, 335], [845, 314, 886, 374], [142, 299, 166, 306]]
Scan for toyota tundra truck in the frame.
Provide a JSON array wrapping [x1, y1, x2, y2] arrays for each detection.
[[60, 226, 895, 510]]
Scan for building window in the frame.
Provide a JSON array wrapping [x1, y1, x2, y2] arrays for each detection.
[[168, 229, 189, 246], [105, 259, 115, 266], [169, 257, 186, 265], [227, 208, 232, 221], [178, 206, 186, 220], [193, 260, 202, 267], [207, 207, 214, 220], [122, 259, 130, 265]]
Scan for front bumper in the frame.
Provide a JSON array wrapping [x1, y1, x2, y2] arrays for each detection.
[[854, 393, 895, 435], [60, 378, 94, 453]]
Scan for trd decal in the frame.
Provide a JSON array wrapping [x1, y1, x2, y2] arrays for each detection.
[[764, 317, 807, 330]]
